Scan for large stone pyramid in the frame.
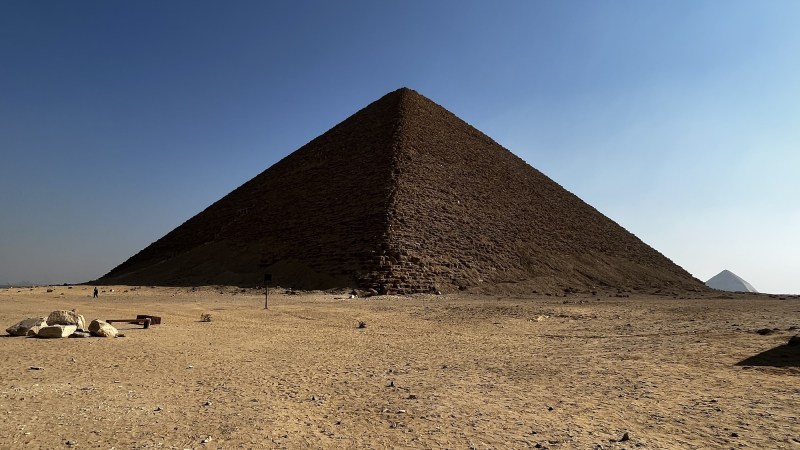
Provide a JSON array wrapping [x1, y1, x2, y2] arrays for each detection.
[[706, 270, 757, 293], [97, 88, 705, 294]]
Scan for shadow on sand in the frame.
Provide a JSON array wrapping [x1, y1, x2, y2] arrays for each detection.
[[736, 341, 800, 368]]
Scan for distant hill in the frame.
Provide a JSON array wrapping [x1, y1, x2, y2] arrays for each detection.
[[706, 270, 757, 293], [96, 88, 706, 294], [1, 282, 36, 288]]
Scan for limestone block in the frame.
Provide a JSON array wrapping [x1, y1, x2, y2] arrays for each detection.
[[37, 324, 77, 338], [47, 310, 87, 330], [6, 317, 48, 336], [88, 320, 118, 338]]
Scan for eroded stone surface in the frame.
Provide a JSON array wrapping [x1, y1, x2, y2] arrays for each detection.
[[47, 310, 87, 330], [6, 317, 48, 336], [88, 319, 118, 338], [37, 325, 77, 338]]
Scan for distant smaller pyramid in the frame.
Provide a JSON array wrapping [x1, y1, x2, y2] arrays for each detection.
[[706, 270, 757, 293]]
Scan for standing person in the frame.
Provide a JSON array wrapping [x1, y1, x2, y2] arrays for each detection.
[[93, 287, 98, 298]]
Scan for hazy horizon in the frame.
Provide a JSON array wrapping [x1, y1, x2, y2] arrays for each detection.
[[1, 1, 798, 294]]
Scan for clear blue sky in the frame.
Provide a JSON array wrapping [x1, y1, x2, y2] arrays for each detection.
[[1, 1, 798, 293]]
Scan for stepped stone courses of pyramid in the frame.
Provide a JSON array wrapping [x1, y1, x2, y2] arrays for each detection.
[[98, 88, 706, 294]]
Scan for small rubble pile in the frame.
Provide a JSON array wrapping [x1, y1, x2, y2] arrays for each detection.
[[5, 310, 119, 339]]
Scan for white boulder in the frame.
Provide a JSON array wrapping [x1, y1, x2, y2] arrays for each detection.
[[47, 310, 87, 330], [37, 324, 77, 338], [6, 317, 48, 336], [88, 319, 118, 338]]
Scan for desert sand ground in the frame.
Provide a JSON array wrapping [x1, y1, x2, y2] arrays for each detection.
[[1, 286, 798, 449]]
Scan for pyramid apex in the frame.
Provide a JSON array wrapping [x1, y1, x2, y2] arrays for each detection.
[[371, 87, 425, 106], [387, 86, 428, 99]]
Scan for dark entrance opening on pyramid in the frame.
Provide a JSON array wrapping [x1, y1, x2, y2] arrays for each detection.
[[96, 88, 704, 294]]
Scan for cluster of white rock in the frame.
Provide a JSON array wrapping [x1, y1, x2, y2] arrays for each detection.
[[6, 310, 118, 338]]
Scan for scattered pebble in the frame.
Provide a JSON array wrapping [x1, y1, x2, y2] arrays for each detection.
[[620, 431, 630, 442]]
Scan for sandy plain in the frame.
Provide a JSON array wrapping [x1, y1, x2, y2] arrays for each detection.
[[0, 286, 798, 449]]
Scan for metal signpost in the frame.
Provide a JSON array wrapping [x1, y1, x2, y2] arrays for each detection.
[[264, 273, 272, 309]]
